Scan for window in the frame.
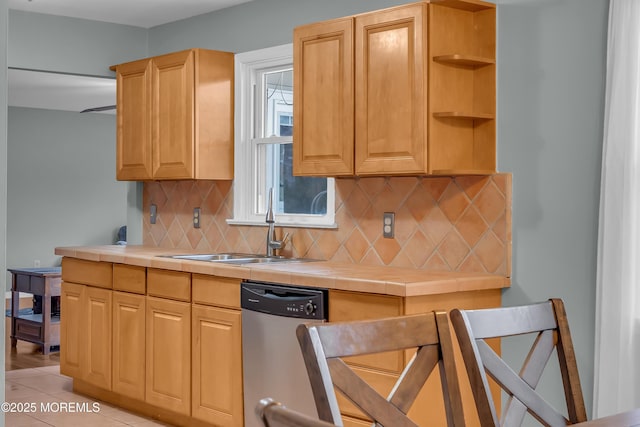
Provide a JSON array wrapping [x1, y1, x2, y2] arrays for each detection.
[[230, 44, 335, 227]]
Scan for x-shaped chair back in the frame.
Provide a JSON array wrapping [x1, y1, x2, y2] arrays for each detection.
[[296, 312, 464, 427], [450, 299, 587, 427]]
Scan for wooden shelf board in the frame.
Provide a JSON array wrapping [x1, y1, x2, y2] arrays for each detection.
[[16, 313, 61, 323], [433, 54, 495, 67], [430, 0, 496, 12], [431, 169, 496, 176], [433, 112, 494, 120]]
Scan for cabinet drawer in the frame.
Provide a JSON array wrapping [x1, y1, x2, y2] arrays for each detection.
[[15, 318, 44, 342], [62, 258, 112, 289], [30, 276, 46, 295], [15, 274, 31, 293], [113, 264, 146, 294], [192, 275, 240, 309], [328, 290, 406, 420], [14, 273, 61, 295], [329, 290, 404, 372], [147, 269, 191, 301]]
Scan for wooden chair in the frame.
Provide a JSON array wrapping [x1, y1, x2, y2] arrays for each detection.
[[450, 298, 588, 427], [296, 312, 465, 427], [256, 398, 337, 427]]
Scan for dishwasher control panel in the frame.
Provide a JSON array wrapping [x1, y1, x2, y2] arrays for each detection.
[[240, 281, 328, 320]]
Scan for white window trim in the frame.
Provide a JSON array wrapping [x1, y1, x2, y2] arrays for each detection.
[[228, 44, 336, 229]]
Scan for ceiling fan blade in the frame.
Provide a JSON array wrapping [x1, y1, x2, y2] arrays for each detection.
[[80, 105, 116, 113]]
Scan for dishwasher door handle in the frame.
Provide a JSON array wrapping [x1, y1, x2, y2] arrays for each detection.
[[242, 285, 318, 301]]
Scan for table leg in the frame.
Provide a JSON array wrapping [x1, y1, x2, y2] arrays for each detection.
[[43, 294, 52, 355], [11, 289, 19, 348]]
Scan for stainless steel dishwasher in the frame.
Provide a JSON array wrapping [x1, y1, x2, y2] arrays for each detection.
[[241, 280, 328, 427]]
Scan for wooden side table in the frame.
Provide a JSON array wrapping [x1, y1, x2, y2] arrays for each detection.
[[8, 267, 62, 354]]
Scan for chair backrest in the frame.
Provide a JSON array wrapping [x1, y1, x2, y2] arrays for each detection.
[[256, 398, 336, 427], [296, 312, 465, 427], [450, 298, 587, 427]]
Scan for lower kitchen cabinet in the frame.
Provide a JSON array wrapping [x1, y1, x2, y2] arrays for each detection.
[[112, 291, 146, 401], [192, 304, 243, 427], [60, 282, 85, 378], [58, 254, 507, 427], [328, 291, 404, 422], [60, 282, 112, 391], [84, 286, 112, 390], [329, 289, 503, 427], [146, 296, 191, 416], [61, 259, 246, 426]]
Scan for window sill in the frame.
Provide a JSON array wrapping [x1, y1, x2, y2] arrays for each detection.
[[226, 219, 338, 229]]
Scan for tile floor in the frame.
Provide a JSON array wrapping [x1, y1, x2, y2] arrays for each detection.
[[4, 366, 171, 426]]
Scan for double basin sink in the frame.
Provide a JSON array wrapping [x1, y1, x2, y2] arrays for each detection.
[[161, 253, 317, 265]]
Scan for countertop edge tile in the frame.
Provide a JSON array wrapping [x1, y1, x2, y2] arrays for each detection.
[[54, 245, 510, 297], [122, 254, 153, 267]]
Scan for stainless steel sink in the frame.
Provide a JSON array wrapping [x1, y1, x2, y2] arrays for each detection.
[[164, 253, 252, 262], [159, 253, 317, 264], [218, 256, 315, 264]]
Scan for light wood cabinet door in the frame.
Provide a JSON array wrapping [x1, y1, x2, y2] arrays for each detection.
[[146, 297, 191, 415], [152, 50, 195, 179], [354, 3, 427, 175], [60, 282, 85, 378], [84, 286, 112, 390], [328, 290, 404, 421], [192, 304, 243, 427], [293, 17, 354, 176], [115, 48, 234, 181], [113, 292, 145, 401], [116, 58, 153, 180]]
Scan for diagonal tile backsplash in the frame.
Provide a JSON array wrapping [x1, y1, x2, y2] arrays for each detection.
[[143, 173, 511, 276]]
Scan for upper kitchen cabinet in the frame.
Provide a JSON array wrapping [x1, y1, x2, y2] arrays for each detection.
[[293, 0, 496, 177], [114, 48, 234, 181], [293, 18, 355, 176]]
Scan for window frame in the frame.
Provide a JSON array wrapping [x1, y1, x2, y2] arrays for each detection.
[[228, 44, 336, 228]]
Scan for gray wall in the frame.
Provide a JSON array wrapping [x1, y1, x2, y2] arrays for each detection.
[[148, 0, 408, 55], [497, 0, 608, 417], [4, 12, 148, 281], [9, 10, 147, 77], [6, 108, 126, 270]]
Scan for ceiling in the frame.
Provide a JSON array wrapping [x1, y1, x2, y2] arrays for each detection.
[[9, 69, 117, 114], [8, 0, 254, 28], [7, 0, 254, 114]]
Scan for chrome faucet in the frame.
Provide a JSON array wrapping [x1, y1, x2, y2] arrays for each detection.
[[265, 188, 289, 257]]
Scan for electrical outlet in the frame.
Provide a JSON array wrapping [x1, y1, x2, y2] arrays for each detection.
[[34, 260, 41, 268], [150, 204, 157, 224], [193, 207, 201, 229], [383, 212, 395, 238]]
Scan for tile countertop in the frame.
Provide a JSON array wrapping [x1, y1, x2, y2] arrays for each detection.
[[54, 245, 510, 297]]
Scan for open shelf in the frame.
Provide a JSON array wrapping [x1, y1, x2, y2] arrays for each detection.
[[16, 313, 61, 323], [433, 54, 495, 67], [430, 0, 496, 12], [433, 112, 494, 120], [431, 169, 497, 176]]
